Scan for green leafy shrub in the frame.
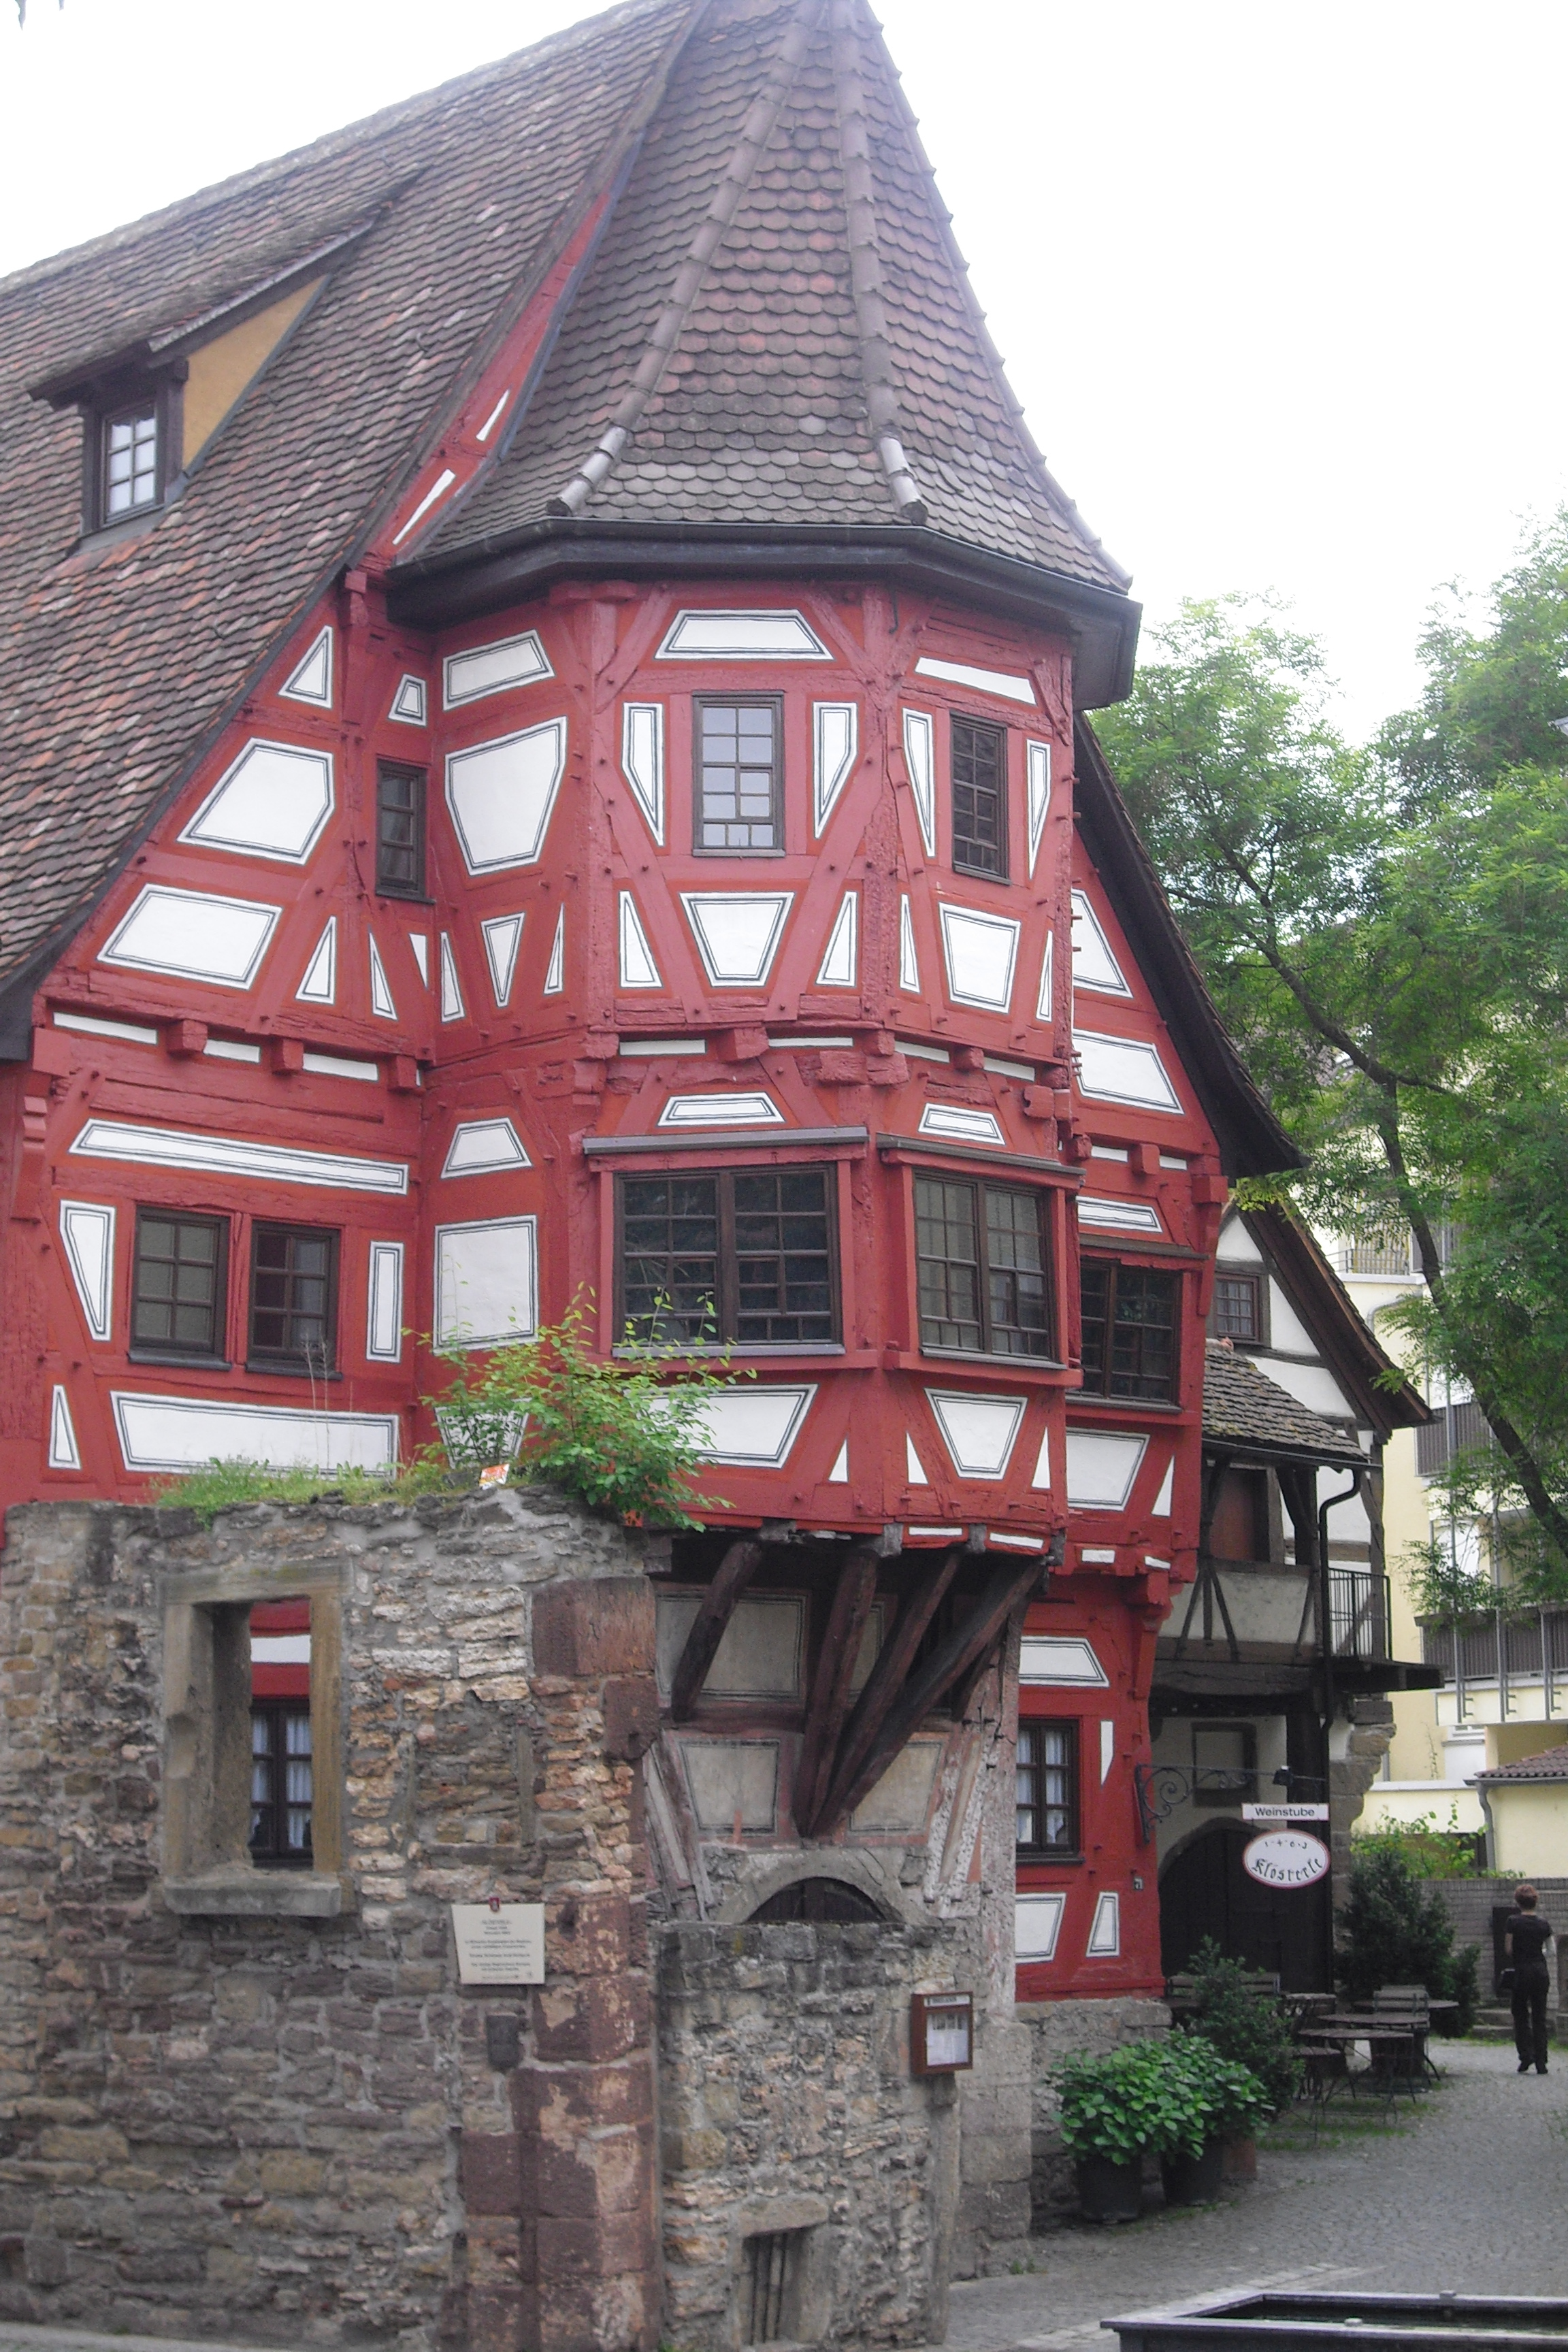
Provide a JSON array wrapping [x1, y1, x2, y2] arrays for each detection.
[[428, 1296, 742, 1527], [1351, 1808, 1486, 1880], [1052, 2035, 1269, 2164], [1178, 1938, 1303, 2116], [1337, 1843, 1479, 2030]]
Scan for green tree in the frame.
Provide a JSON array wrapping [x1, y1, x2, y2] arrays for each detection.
[[1094, 566, 1568, 1592], [1337, 1844, 1479, 2029]]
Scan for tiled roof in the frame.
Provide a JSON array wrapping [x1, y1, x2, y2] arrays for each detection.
[[1475, 1744, 1568, 1784], [420, 0, 1129, 587], [1201, 1341, 1367, 1467], [0, 0, 695, 1003], [0, 0, 1132, 1009]]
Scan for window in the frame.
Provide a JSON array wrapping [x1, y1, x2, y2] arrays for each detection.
[[1212, 1271, 1261, 1342], [744, 2232, 801, 2346], [248, 1223, 338, 1373], [249, 1702, 314, 1864], [950, 714, 1007, 879], [915, 1176, 1051, 1358], [131, 1209, 228, 1360], [1192, 1720, 1256, 1804], [693, 698, 783, 852], [1079, 1260, 1179, 1400], [1016, 1720, 1079, 1854], [376, 763, 426, 897], [618, 1167, 836, 1345], [101, 403, 161, 519], [1209, 1467, 1270, 1563]]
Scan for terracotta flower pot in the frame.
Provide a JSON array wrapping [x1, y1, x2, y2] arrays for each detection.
[[1075, 2153, 1144, 2223], [1221, 2135, 1257, 2183], [1161, 2140, 1226, 2206]]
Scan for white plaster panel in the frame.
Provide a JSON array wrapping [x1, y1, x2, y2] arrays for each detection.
[[1071, 892, 1132, 996], [48, 1386, 80, 1472], [1015, 1892, 1066, 1960], [1065, 1429, 1148, 1510], [917, 1102, 1004, 1147], [679, 1740, 781, 1833], [434, 1216, 538, 1349], [71, 1118, 407, 1194], [390, 674, 428, 725], [938, 902, 1020, 1012], [899, 896, 920, 992], [1087, 1891, 1121, 1957], [621, 702, 665, 843], [656, 1592, 806, 1700], [439, 933, 466, 1022], [112, 1392, 397, 1473], [813, 702, 858, 833], [365, 1241, 404, 1363], [296, 917, 336, 1004], [544, 906, 566, 994], [619, 892, 663, 990], [816, 893, 858, 987], [368, 934, 397, 1019], [442, 1119, 530, 1176], [1267, 1282, 1320, 1358], [1019, 1636, 1109, 1687], [683, 1384, 815, 1468], [59, 1200, 114, 1342], [1026, 740, 1051, 877], [1216, 1221, 1264, 1264], [99, 885, 280, 990], [280, 627, 332, 708], [1074, 1029, 1182, 1113], [480, 913, 525, 1007], [901, 709, 936, 855], [913, 654, 1036, 705], [681, 892, 793, 987], [180, 740, 334, 863], [1151, 1456, 1175, 1516], [1253, 1354, 1360, 1419], [1036, 929, 1054, 1023], [657, 1093, 783, 1129], [926, 1390, 1027, 1480], [656, 609, 829, 659], [444, 719, 566, 872], [1077, 1196, 1164, 1235], [443, 630, 553, 706], [850, 1738, 943, 1833]]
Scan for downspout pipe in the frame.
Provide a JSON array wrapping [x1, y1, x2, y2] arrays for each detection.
[[1317, 1467, 1364, 1735]]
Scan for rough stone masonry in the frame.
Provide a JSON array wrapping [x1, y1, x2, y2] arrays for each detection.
[[0, 1493, 1031, 2351]]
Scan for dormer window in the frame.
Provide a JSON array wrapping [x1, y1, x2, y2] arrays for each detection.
[[103, 404, 162, 519]]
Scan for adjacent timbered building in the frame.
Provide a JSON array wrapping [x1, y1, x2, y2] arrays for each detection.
[[0, 0, 1296, 2051]]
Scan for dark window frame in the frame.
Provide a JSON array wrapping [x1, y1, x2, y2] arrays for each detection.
[[913, 1173, 1055, 1360], [374, 760, 429, 899], [129, 1206, 230, 1365], [1211, 1269, 1264, 1345], [1015, 1716, 1080, 1857], [247, 1221, 340, 1377], [1192, 1718, 1258, 1806], [249, 1696, 314, 1867], [1078, 1255, 1181, 1403], [615, 1164, 840, 1348], [949, 712, 1009, 881], [87, 373, 180, 532], [691, 694, 785, 856]]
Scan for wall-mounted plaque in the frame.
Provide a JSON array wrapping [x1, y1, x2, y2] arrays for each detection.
[[911, 1991, 974, 2076], [451, 1902, 546, 1984]]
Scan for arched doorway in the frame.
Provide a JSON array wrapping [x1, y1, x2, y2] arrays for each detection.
[[747, 1878, 883, 1923], [1159, 1818, 1330, 1991]]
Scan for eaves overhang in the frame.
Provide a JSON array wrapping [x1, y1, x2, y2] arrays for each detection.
[[385, 517, 1143, 711]]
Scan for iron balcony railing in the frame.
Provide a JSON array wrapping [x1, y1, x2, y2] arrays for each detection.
[[1165, 1561, 1392, 1665]]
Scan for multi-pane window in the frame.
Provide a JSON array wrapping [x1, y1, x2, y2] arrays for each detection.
[[1016, 1720, 1078, 1854], [249, 1224, 338, 1373], [1212, 1271, 1261, 1342], [619, 1168, 836, 1345], [694, 698, 783, 852], [915, 1176, 1051, 1357], [103, 406, 160, 519], [376, 763, 426, 897], [950, 715, 1007, 879], [249, 1703, 313, 1864], [131, 1209, 228, 1360], [1079, 1260, 1179, 1400]]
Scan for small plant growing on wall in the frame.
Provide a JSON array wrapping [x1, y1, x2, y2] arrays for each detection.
[[427, 1294, 744, 1528]]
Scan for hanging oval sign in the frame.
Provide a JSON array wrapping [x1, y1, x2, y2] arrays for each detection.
[[1243, 1829, 1330, 1889]]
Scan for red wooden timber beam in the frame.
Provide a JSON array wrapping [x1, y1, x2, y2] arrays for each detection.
[[811, 1552, 1045, 1838], [792, 1545, 879, 1834], [668, 1537, 764, 1723]]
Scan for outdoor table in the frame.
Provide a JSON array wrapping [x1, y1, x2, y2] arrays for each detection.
[[1296, 2022, 1422, 2106]]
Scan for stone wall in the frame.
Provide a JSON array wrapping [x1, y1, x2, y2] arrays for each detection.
[[0, 1491, 659, 2352], [1016, 1996, 1171, 2227]]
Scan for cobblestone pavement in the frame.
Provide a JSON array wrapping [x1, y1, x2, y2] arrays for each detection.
[[949, 2041, 1568, 2352]]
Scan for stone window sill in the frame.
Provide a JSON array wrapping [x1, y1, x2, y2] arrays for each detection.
[[162, 1866, 344, 1918]]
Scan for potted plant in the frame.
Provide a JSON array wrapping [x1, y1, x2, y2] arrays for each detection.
[[1158, 2034, 1271, 2206], [1179, 1938, 1304, 2177], [1051, 2040, 1177, 2223]]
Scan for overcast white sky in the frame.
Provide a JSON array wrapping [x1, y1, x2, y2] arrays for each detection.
[[4, 0, 1564, 738]]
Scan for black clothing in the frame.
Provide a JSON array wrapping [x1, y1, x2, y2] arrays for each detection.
[[1507, 1911, 1554, 2072]]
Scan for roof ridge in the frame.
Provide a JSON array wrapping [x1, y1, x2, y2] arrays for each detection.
[[550, 0, 827, 517], [0, 0, 686, 302], [827, 0, 926, 524]]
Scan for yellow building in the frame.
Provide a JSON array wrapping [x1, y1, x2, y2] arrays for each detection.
[[1473, 1748, 1568, 1876]]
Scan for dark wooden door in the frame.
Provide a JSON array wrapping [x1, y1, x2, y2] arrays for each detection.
[[1159, 1818, 1330, 1990]]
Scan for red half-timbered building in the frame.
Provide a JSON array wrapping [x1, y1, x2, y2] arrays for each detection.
[[0, 0, 1294, 2011]]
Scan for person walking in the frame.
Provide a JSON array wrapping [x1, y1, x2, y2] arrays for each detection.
[[1504, 1883, 1554, 2076]]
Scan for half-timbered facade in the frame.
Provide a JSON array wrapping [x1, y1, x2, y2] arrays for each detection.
[[0, 0, 1294, 2059]]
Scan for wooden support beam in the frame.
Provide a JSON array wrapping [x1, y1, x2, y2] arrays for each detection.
[[668, 1537, 764, 1722], [806, 1544, 963, 1835], [815, 1552, 1043, 1838], [793, 1546, 879, 1834]]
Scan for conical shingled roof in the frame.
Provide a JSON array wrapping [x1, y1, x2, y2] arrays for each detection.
[[418, 0, 1127, 589]]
